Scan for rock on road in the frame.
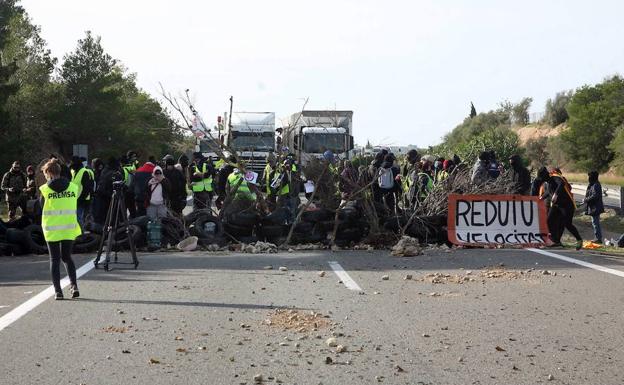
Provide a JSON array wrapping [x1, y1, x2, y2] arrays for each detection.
[[1, 247, 623, 385]]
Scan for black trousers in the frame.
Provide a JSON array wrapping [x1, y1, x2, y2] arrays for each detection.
[[47, 240, 77, 294], [548, 205, 582, 244]]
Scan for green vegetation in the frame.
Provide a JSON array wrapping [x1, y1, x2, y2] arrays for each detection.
[[543, 91, 573, 126], [0, 1, 181, 172]]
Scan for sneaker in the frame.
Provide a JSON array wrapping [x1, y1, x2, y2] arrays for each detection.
[[70, 285, 80, 299], [591, 239, 603, 244], [548, 242, 563, 248], [54, 292, 64, 300], [575, 240, 583, 250]]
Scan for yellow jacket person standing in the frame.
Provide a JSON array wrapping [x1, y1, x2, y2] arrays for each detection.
[[40, 159, 81, 300]]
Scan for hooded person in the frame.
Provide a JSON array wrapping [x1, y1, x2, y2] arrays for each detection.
[[215, 155, 237, 209], [368, 152, 386, 203], [507, 155, 531, 195], [146, 166, 171, 220], [24, 165, 37, 200], [583, 171, 605, 243], [163, 155, 187, 215], [130, 160, 156, 217], [541, 168, 582, 249], [1, 161, 27, 220], [377, 153, 400, 212], [471, 151, 491, 185]]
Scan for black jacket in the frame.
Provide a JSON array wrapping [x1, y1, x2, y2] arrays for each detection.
[[507, 166, 531, 195], [585, 182, 605, 216], [70, 165, 94, 203], [163, 167, 187, 201]]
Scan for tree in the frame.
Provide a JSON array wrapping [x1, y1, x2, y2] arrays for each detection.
[[470, 102, 476, 119], [560, 75, 624, 172], [511, 97, 532, 126], [524, 137, 549, 168], [543, 90, 573, 126]]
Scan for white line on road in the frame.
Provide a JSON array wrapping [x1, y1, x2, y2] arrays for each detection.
[[0, 258, 97, 332], [527, 248, 624, 278], [328, 261, 362, 291]]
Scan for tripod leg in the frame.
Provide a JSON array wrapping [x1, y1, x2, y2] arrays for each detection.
[[94, 194, 116, 267], [105, 193, 121, 269], [119, 195, 139, 268]]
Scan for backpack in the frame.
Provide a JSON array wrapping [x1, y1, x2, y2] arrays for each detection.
[[377, 168, 394, 189]]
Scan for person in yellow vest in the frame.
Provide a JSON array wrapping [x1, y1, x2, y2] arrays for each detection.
[[40, 159, 81, 300], [121, 152, 138, 218], [227, 168, 257, 202], [263, 155, 277, 208], [69, 156, 94, 228], [190, 152, 215, 210]]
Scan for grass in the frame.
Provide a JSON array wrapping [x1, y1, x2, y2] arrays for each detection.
[[575, 208, 624, 235], [564, 172, 624, 187]]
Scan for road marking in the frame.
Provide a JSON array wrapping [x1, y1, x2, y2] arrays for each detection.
[[328, 261, 362, 291], [527, 248, 624, 278], [0, 258, 97, 332]]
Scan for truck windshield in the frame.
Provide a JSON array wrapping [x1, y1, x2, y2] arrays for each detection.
[[303, 133, 346, 154], [231, 132, 274, 151], [199, 138, 221, 153]]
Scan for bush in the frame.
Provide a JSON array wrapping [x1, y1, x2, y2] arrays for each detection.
[[543, 90, 573, 126], [524, 136, 549, 168]]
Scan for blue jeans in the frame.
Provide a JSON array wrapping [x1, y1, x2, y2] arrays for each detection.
[[591, 214, 602, 241]]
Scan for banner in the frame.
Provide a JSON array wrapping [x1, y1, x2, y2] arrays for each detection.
[[447, 194, 550, 247]]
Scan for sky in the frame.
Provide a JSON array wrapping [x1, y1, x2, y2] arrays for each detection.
[[19, 0, 624, 147]]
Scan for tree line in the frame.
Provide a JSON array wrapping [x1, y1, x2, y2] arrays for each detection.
[[0, 1, 183, 174]]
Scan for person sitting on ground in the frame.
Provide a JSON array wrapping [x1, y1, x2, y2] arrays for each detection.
[[507, 154, 531, 195], [146, 166, 170, 220], [583, 171, 605, 244]]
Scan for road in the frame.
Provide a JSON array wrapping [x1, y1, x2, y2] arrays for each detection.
[[571, 183, 621, 209], [1, 247, 624, 385]]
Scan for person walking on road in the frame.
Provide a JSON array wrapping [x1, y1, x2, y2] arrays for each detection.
[[539, 168, 583, 249], [39, 159, 81, 300], [1, 161, 27, 220], [583, 171, 605, 243]]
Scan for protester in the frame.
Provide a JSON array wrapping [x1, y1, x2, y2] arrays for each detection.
[[436, 159, 452, 183], [1, 161, 27, 220], [507, 154, 531, 195], [215, 156, 236, 209], [583, 171, 605, 243], [416, 160, 434, 203], [369, 152, 385, 203], [163, 155, 187, 215], [263, 155, 277, 208], [94, 157, 119, 225], [471, 152, 491, 185], [433, 157, 445, 183], [24, 165, 37, 200], [131, 160, 156, 217], [488, 150, 501, 179], [377, 154, 401, 212], [339, 160, 359, 198], [177, 154, 190, 181], [190, 152, 215, 210], [69, 156, 94, 227], [226, 167, 256, 202], [540, 168, 583, 249], [146, 166, 170, 220], [39, 159, 80, 300]]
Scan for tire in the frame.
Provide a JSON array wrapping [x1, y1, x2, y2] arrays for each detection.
[[292, 231, 326, 244], [293, 221, 314, 234], [336, 227, 362, 242], [223, 223, 253, 237], [237, 235, 258, 244], [258, 225, 284, 239], [383, 215, 408, 233], [6, 242, 26, 256], [111, 225, 143, 250], [160, 217, 185, 246], [190, 215, 224, 242], [315, 220, 336, 233], [184, 209, 213, 225], [128, 216, 150, 230], [85, 222, 103, 234], [227, 211, 259, 227], [261, 208, 291, 226], [23, 225, 48, 254], [5, 228, 29, 253], [337, 207, 358, 223], [73, 233, 101, 253], [301, 209, 333, 223]]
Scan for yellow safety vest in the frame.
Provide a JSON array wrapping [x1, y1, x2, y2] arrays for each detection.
[[436, 170, 449, 183], [264, 164, 274, 195], [39, 182, 81, 242], [70, 167, 93, 201], [122, 164, 136, 185], [215, 159, 226, 170], [418, 173, 434, 198], [192, 163, 213, 193], [227, 172, 256, 201]]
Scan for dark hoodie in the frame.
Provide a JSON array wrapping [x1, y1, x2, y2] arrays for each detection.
[[507, 155, 530, 195], [40, 177, 71, 208], [584, 171, 604, 216]]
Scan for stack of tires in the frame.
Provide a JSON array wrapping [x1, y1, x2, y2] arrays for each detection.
[[257, 207, 291, 244], [384, 214, 449, 245], [223, 210, 260, 244], [186, 210, 225, 246]]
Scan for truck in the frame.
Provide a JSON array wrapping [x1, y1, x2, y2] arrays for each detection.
[[224, 112, 276, 176], [280, 110, 354, 167]]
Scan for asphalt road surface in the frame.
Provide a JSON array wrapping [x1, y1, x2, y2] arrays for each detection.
[[1, 247, 623, 385]]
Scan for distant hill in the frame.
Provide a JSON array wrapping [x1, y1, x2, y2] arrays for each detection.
[[513, 123, 566, 145]]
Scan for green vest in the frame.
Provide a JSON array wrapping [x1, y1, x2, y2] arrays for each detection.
[[418, 173, 434, 198], [192, 163, 213, 192], [70, 167, 92, 201], [122, 164, 136, 186], [215, 159, 226, 170], [39, 182, 82, 242], [264, 164, 274, 195], [227, 172, 256, 201]]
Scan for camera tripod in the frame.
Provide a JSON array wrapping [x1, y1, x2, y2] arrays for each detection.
[[94, 185, 139, 271]]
